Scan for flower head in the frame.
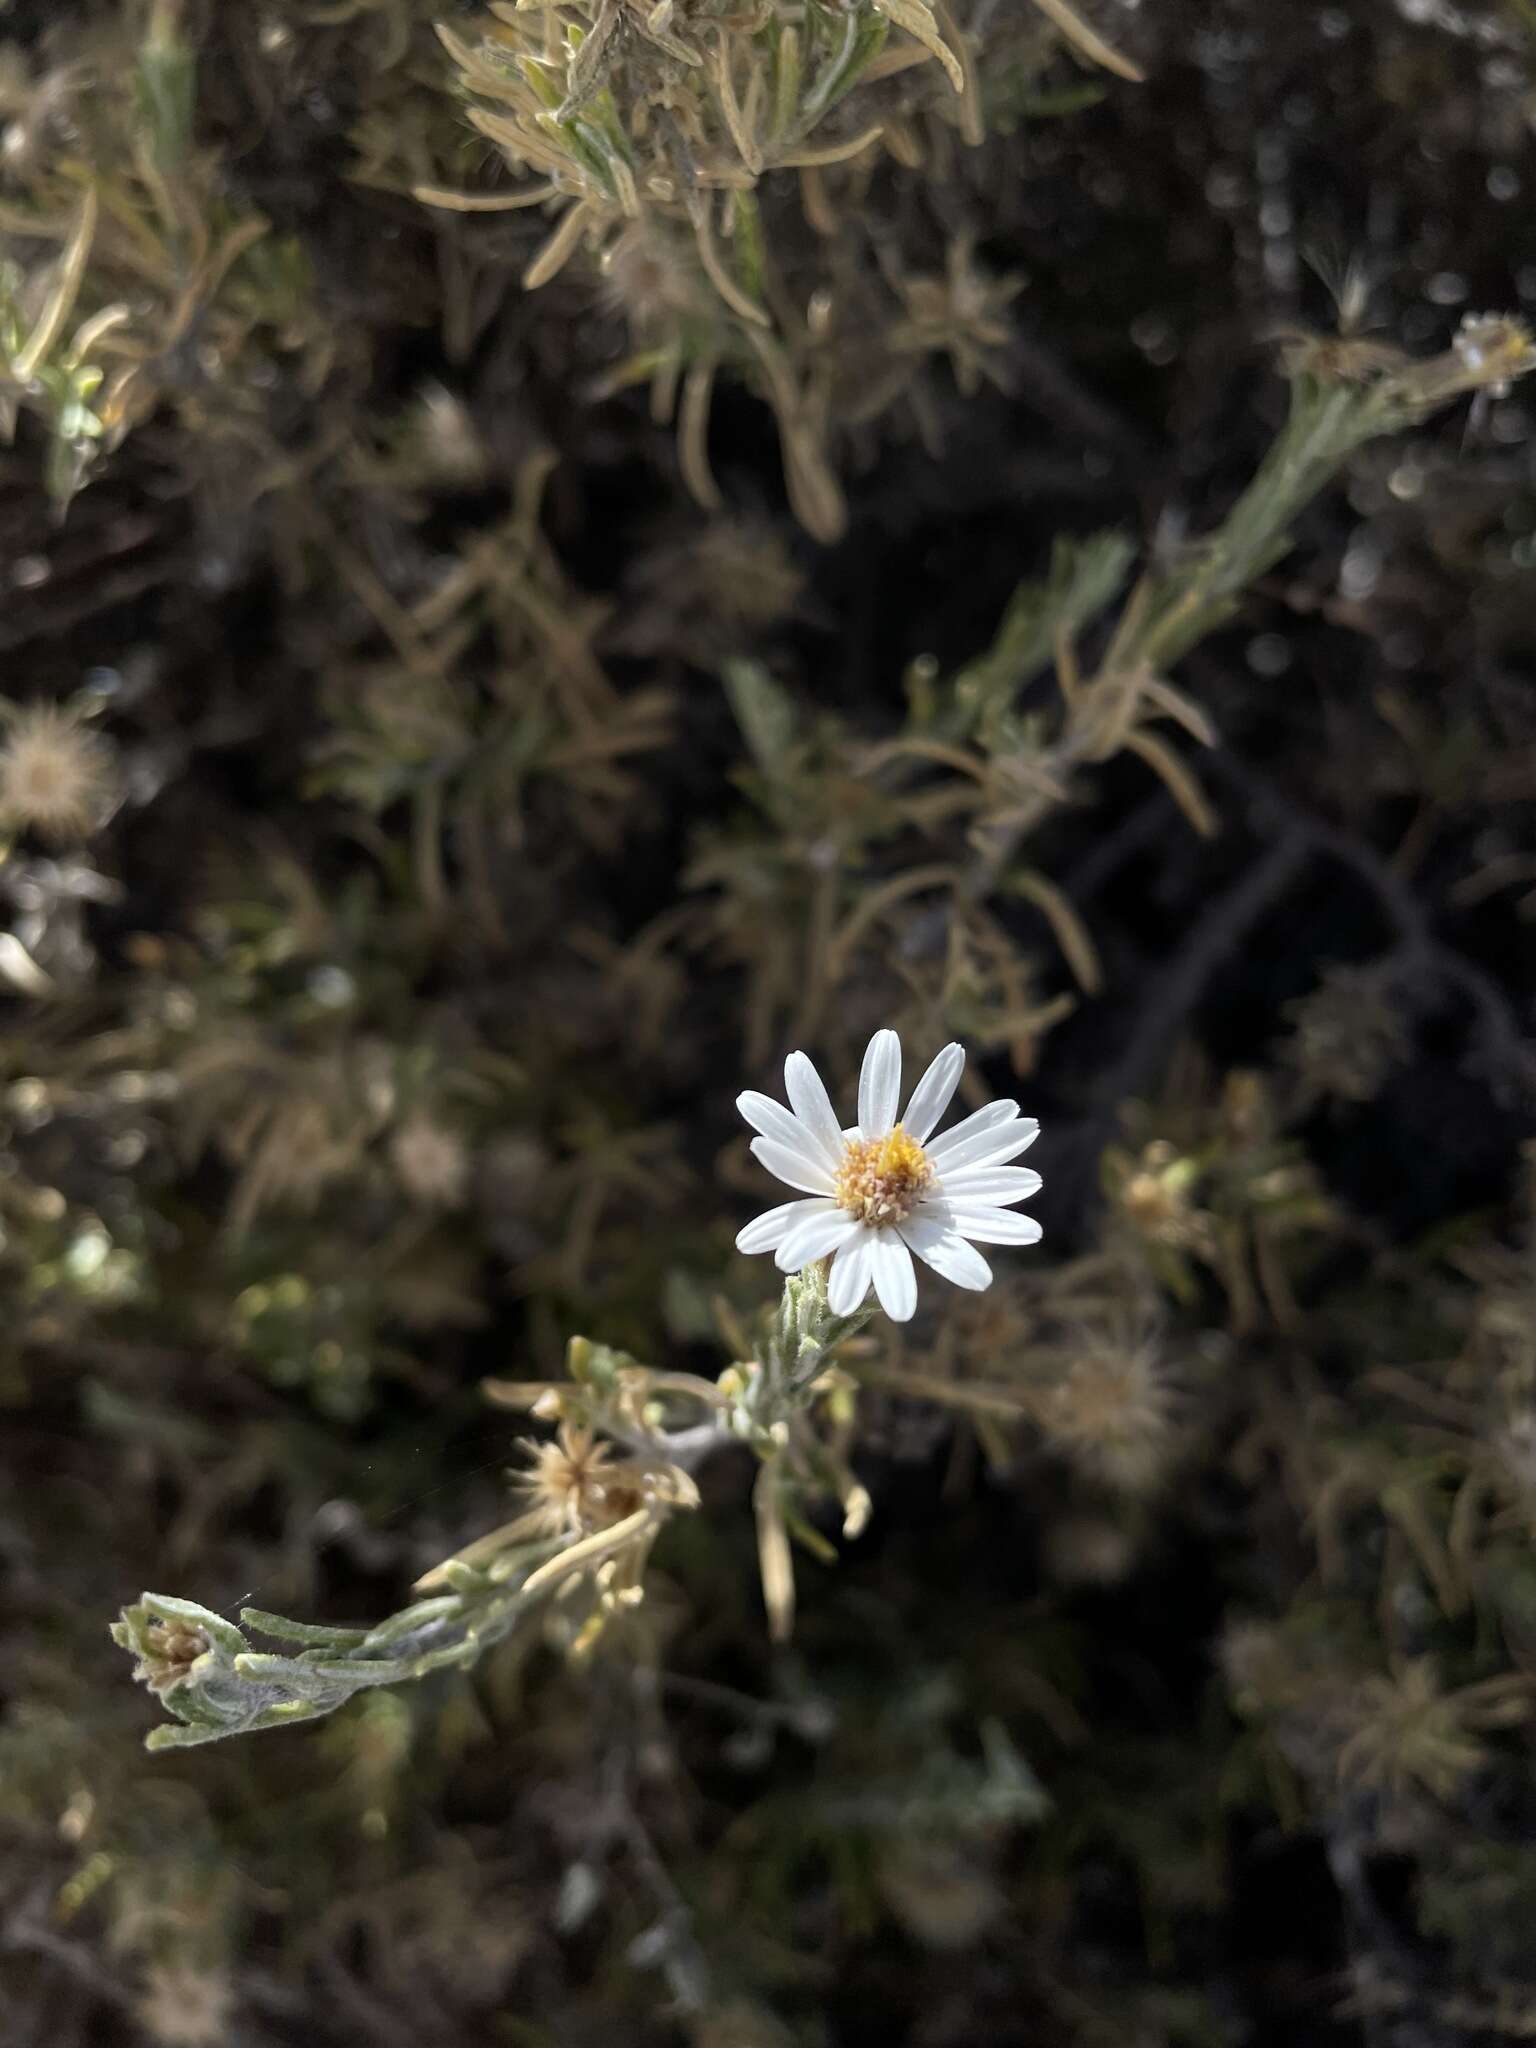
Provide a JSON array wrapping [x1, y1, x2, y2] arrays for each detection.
[[735, 1030, 1041, 1322]]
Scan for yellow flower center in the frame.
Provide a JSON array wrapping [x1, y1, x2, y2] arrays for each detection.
[[834, 1124, 932, 1227]]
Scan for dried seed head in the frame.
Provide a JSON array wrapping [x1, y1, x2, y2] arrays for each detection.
[[389, 1111, 470, 1208], [402, 380, 487, 485], [0, 704, 117, 842], [888, 237, 1022, 395], [1043, 1513, 1137, 1588], [1218, 1620, 1293, 1714], [688, 519, 804, 630], [514, 1423, 648, 1538], [1282, 963, 1408, 1107], [135, 1964, 235, 2048], [601, 223, 706, 332], [1039, 1337, 1173, 1492], [1337, 1657, 1505, 1804]]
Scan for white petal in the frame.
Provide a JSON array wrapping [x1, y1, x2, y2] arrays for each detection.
[[826, 1229, 874, 1314], [737, 1089, 839, 1170], [775, 1204, 860, 1272], [925, 1099, 1019, 1162], [927, 1116, 1040, 1174], [750, 1135, 835, 1196], [901, 1042, 965, 1144], [869, 1232, 918, 1321], [736, 1199, 818, 1254], [941, 1206, 1043, 1246], [935, 1165, 1043, 1205], [900, 1208, 993, 1291], [784, 1052, 845, 1158], [858, 1029, 902, 1140]]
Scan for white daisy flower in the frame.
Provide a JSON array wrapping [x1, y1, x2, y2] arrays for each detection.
[[734, 1029, 1042, 1323]]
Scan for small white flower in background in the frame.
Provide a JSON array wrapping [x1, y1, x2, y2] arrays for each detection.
[[735, 1029, 1041, 1323]]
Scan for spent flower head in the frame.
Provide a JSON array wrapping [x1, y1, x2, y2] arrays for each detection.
[[130, 1615, 212, 1697], [736, 1029, 1041, 1322], [1280, 961, 1409, 1110]]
